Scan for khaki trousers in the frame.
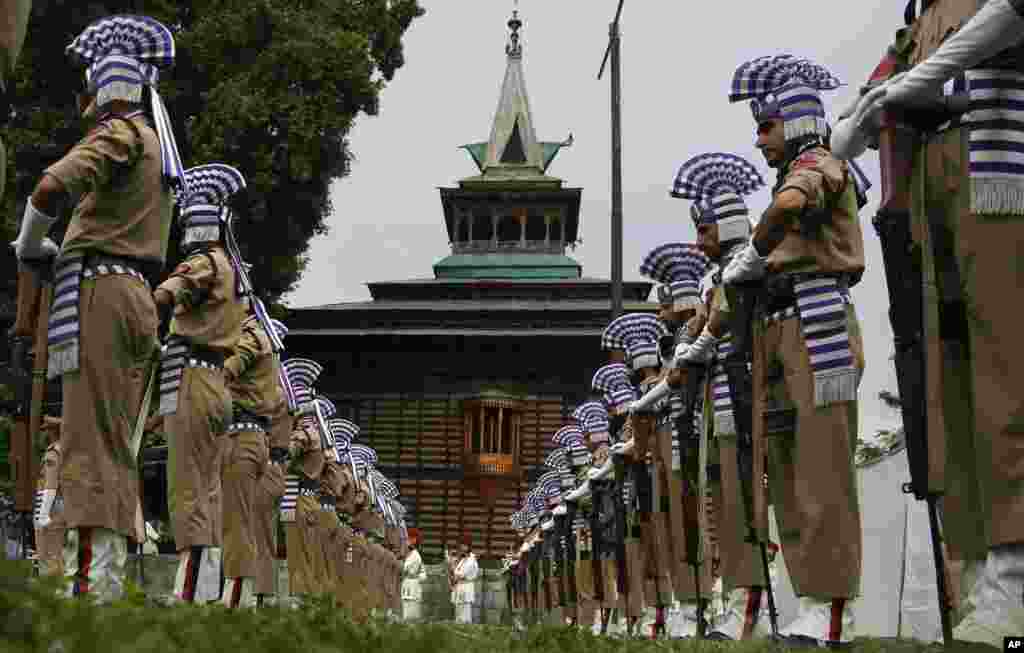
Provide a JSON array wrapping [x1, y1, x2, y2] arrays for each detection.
[[318, 508, 339, 598], [759, 305, 864, 599], [716, 437, 767, 593], [915, 131, 1024, 551], [253, 462, 285, 595], [221, 430, 268, 578], [167, 366, 231, 550], [60, 275, 156, 537], [285, 494, 321, 596]]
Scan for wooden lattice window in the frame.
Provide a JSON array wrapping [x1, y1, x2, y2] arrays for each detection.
[[462, 396, 523, 476]]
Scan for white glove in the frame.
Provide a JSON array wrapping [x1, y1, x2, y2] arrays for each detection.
[[631, 379, 671, 413], [610, 441, 628, 456], [590, 458, 614, 481], [34, 489, 56, 529], [881, 0, 1024, 108], [681, 327, 719, 363], [564, 481, 591, 502], [541, 519, 554, 532], [722, 241, 766, 284], [831, 90, 882, 161], [11, 199, 59, 261], [553, 503, 567, 516]]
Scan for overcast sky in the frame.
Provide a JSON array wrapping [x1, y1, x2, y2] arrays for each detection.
[[288, 1, 906, 439]]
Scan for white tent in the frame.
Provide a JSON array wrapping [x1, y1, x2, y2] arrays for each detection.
[[768, 445, 943, 641]]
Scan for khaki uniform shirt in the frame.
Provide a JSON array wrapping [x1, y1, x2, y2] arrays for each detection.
[[225, 315, 285, 418], [767, 146, 864, 279], [47, 113, 173, 264], [159, 246, 245, 355]]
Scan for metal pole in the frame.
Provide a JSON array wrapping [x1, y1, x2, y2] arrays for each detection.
[[609, 21, 623, 319]]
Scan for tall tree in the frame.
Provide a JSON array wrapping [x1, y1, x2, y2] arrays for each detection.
[[0, 0, 425, 314]]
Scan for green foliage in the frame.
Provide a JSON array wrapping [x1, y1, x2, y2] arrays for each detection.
[[0, 0, 425, 310], [0, 555, 995, 652]]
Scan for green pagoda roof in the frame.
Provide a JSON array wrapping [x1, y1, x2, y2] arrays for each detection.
[[433, 253, 581, 279]]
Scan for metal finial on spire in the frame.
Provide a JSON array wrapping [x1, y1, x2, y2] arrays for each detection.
[[506, 5, 522, 58]]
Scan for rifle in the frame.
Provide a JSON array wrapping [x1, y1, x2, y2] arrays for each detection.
[[722, 281, 780, 637], [675, 362, 709, 638], [608, 415, 629, 600], [562, 501, 579, 611], [870, 88, 969, 647], [552, 511, 568, 612], [9, 259, 54, 556], [587, 480, 605, 605], [540, 519, 553, 615]]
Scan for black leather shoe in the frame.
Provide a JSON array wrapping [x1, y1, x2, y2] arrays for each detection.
[[775, 634, 851, 650], [705, 631, 735, 641]]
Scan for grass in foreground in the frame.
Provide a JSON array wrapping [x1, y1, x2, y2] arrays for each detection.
[[0, 562, 1000, 653]]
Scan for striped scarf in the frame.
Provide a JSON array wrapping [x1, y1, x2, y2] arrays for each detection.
[[965, 69, 1024, 215], [280, 475, 299, 522], [794, 277, 857, 407], [711, 332, 735, 437], [45, 254, 84, 379], [157, 336, 189, 416]]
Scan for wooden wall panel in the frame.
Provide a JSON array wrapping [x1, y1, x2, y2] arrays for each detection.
[[333, 393, 571, 561]]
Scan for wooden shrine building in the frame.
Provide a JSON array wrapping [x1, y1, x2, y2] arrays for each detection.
[[285, 11, 655, 564]]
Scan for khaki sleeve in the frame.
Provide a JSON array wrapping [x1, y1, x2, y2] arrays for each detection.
[[45, 119, 140, 199], [224, 323, 267, 382], [157, 251, 220, 311], [778, 167, 826, 211]]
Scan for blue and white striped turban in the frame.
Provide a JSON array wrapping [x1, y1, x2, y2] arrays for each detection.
[[180, 163, 246, 246], [552, 425, 585, 449], [639, 243, 711, 311], [283, 358, 322, 394], [349, 444, 378, 469], [65, 15, 184, 197], [538, 471, 562, 505], [603, 313, 667, 371], [374, 473, 400, 500], [330, 418, 358, 456], [545, 449, 568, 471], [671, 152, 765, 242], [314, 395, 337, 420], [729, 54, 843, 142], [573, 401, 610, 444], [591, 363, 637, 414]]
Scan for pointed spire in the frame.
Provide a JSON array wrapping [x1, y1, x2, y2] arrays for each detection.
[[484, 6, 542, 171], [506, 4, 523, 59], [457, 3, 573, 179]]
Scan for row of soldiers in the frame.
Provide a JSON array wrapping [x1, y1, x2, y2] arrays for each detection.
[[501, 1, 1024, 648], [9, 12, 410, 611]]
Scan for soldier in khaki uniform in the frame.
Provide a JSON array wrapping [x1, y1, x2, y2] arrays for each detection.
[[571, 402, 620, 632], [283, 382, 336, 601], [12, 16, 183, 602], [558, 428, 599, 630], [221, 309, 289, 607], [833, 1, 1024, 644], [155, 163, 249, 603], [669, 151, 776, 641], [33, 416, 64, 577], [720, 55, 866, 647], [318, 447, 344, 602], [634, 245, 716, 638]]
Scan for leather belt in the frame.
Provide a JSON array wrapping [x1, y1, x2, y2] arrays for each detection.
[[226, 421, 265, 435], [299, 487, 318, 497], [81, 253, 159, 288], [232, 407, 269, 430]]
